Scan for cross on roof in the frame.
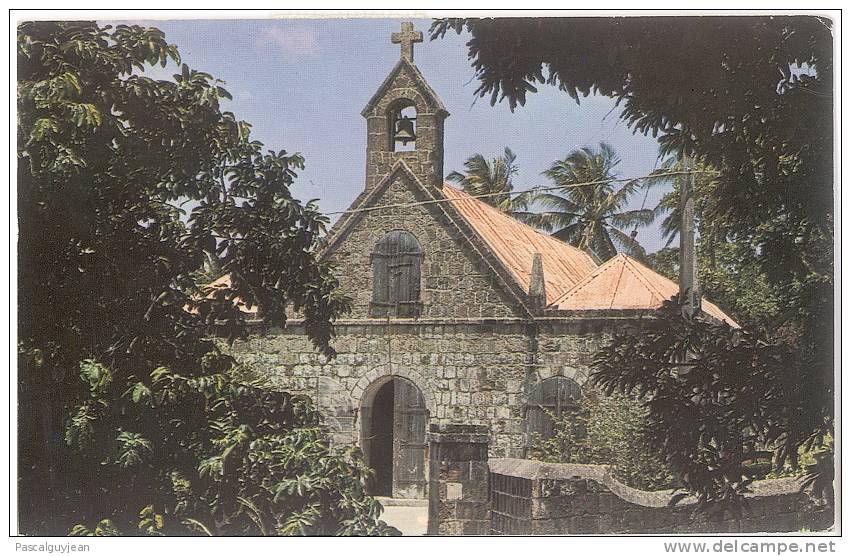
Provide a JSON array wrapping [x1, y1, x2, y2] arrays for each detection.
[[391, 22, 423, 62]]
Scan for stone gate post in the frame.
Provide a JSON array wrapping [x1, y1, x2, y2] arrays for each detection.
[[426, 423, 490, 535]]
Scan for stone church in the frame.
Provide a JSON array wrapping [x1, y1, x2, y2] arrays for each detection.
[[233, 22, 736, 499]]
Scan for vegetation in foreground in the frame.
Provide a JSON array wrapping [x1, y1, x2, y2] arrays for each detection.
[[531, 393, 675, 491], [432, 16, 834, 509], [18, 21, 395, 535]]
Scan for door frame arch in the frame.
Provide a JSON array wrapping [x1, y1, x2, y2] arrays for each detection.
[[358, 373, 431, 498]]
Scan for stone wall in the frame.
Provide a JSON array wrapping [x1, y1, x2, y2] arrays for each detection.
[[325, 171, 521, 321], [532, 319, 612, 387], [233, 321, 530, 457], [427, 424, 490, 535], [232, 316, 623, 458], [489, 458, 834, 535], [363, 60, 446, 191]]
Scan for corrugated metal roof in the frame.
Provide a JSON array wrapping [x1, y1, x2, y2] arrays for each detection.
[[203, 185, 739, 327], [442, 184, 599, 305], [550, 253, 739, 327], [197, 274, 257, 314]]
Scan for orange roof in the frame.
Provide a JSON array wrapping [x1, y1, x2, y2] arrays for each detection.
[[196, 274, 257, 314], [550, 254, 739, 326], [442, 184, 598, 305], [202, 184, 738, 327]]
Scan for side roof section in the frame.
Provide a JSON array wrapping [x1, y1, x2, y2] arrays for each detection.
[[549, 253, 739, 327]]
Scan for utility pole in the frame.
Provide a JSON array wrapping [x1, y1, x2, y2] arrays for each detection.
[[679, 153, 701, 319]]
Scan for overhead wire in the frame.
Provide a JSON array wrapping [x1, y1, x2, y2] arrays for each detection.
[[325, 169, 717, 217]]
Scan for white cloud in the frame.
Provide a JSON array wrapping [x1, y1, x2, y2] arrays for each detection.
[[258, 26, 322, 58]]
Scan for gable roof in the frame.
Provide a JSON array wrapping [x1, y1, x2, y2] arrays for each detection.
[[206, 179, 739, 327], [549, 253, 739, 327], [322, 160, 537, 316], [361, 58, 448, 117], [442, 185, 598, 306]]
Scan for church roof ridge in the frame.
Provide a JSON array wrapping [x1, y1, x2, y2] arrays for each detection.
[[322, 162, 537, 317], [322, 158, 427, 255], [439, 186, 738, 325]]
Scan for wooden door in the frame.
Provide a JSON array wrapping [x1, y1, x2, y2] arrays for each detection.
[[392, 378, 428, 498]]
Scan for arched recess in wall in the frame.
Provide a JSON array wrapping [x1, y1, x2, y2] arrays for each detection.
[[526, 376, 583, 443], [351, 367, 437, 417], [387, 98, 417, 152], [356, 373, 430, 498]]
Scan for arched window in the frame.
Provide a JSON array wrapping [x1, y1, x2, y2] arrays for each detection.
[[388, 101, 417, 152], [370, 230, 422, 317], [526, 377, 583, 442]]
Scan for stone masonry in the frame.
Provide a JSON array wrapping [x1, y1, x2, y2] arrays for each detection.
[[427, 424, 490, 535], [233, 318, 612, 458], [488, 459, 834, 534], [231, 22, 727, 503]]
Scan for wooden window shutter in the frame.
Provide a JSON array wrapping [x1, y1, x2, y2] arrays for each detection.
[[371, 251, 390, 316], [371, 230, 422, 317]]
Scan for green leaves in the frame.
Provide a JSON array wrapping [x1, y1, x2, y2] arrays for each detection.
[[26, 71, 82, 105], [67, 102, 101, 128], [65, 400, 102, 449], [532, 394, 675, 491], [125, 381, 151, 403], [138, 505, 166, 536], [28, 117, 58, 142], [17, 21, 363, 536], [279, 504, 321, 536], [521, 142, 652, 260], [64, 354, 397, 536], [80, 359, 111, 395], [446, 147, 525, 213], [591, 298, 827, 511], [275, 475, 318, 499], [197, 455, 224, 479], [69, 519, 121, 537], [115, 431, 152, 468]]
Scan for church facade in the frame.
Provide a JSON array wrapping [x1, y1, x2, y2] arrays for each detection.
[[232, 23, 736, 499]]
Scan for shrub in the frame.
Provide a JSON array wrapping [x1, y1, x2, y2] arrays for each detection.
[[532, 393, 676, 491], [66, 357, 400, 536]]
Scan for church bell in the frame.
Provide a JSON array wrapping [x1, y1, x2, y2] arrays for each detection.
[[393, 115, 416, 145]]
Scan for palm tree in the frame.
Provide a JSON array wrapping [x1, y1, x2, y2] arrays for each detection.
[[446, 147, 530, 214], [522, 143, 653, 261], [646, 153, 724, 262]]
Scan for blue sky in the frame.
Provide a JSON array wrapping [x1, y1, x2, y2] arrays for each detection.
[[116, 17, 673, 253]]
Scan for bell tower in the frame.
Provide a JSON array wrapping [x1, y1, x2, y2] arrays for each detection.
[[361, 22, 449, 192]]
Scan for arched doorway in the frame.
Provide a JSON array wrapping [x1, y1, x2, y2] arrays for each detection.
[[360, 376, 428, 499]]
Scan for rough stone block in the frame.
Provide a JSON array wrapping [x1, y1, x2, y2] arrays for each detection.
[[446, 482, 463, 500]]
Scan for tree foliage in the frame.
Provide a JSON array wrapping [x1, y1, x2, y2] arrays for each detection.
[[519, 142, 653, 260], [16, 21, 394, 535], [647, 242, 781, 331], [644, 156, 725, 250], [592, 300, 832, 511], [430, 15, 833, 299], [429, 17, 833, 231], [432, 16, 834, 505], [65, 360, 397, 536]]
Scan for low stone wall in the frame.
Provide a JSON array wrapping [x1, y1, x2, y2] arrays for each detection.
[[489, 458, 834, 535]]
